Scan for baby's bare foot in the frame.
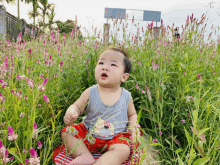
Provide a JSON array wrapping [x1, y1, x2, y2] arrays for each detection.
[[68, 153, 96, 165]]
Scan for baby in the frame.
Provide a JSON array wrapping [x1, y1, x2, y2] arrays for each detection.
[[61, 47, 140, 165]]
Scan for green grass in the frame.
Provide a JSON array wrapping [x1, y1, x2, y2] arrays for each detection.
[[0, 10, 220, 165]]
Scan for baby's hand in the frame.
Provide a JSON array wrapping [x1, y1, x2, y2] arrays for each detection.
[[64, 108, 79, 125]]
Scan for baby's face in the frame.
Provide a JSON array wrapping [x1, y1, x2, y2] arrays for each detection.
[[95, 50, 127, 87]]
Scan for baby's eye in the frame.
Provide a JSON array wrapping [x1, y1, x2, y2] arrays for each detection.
[[99, 62, 103, 65], [111, 64, 117, 67]]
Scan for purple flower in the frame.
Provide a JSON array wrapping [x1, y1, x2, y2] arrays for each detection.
[[138, 61, 141, 65], [38, 77, 48, 92], [153, 139, 157, 143], [27, 48, 32, 54], [37, 141, 42, 150], [43, 94, 50, 103], [8, 126, 18, 141], [26, 78, 34, 89], [140, 89, 145, 94], [146, 86, 152, 101], [29, 148, 40, 165], [181, 120, 185, 123], [198, 74, 201, 79], [159, 132, 163, 135], [59, 61, 63, 67]]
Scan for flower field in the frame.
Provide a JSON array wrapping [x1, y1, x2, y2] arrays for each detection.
[[0, 11, 220, 165]]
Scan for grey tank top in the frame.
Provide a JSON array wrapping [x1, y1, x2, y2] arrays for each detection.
[[83, 84, 131, 140]]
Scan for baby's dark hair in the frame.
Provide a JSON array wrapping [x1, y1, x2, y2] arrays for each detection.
[[106, 47, 132, 74]]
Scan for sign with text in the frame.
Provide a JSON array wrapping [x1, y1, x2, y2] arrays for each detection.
[[104, 7, 161, 22]]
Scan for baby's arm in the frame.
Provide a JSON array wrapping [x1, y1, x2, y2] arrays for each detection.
[[127, 96, 138, 133], [63, 88, 90, 125]]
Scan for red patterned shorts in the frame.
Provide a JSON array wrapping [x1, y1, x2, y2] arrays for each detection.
[[61, 122, 131, 154]]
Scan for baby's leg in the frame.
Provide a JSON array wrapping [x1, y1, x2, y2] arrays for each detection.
[[61, 132, 96, 165]]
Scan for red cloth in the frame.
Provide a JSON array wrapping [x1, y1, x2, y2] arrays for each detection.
[[53, 121, 143, 165]]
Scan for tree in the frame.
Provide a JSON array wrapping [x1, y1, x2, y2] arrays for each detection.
[[36, 0, 54, 32], [56, 19, 83, 39]]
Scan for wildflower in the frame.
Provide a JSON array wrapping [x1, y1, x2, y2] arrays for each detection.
[[27, 48, 32, 54], [23, 147, 28, 154], [138, 61, 141, 65], [198, 74, 201, 79], [160, 82, 164, 87], [20, 112, 25, 118], [153, 139, 157, 143], [24, 95, 27, 102], [59, 61, 63, 68], [26, 78, 34, 89], [135, 84, 139, 90], [181, 120, 185, 123], [140, 89, 145, 94], [42, 94, 50, 103], [1, 149, 10, 164], [184, 71, 186, 75], [38, 77, 48, 92], [152, 60, 159, 71], [26, 159, 29, 164], [29, 148, 40, 165], [10, 156, 14, 162], [159, 132, 163, 135], [185, 96, 194, 102], [37, 141, 42, 150], [188, 113, 190, 116], [33, 122, 38, 139], [0, 93, 5, 104], [8, 126, 18, 141], [146, 86, 152, 101], [0, 140, 6, 158], [38, 104, 41, 107]]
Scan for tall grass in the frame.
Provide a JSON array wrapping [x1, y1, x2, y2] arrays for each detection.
[[0, 7, 220, 165]]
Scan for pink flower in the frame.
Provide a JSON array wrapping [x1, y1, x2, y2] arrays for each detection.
[[1, 149, 10, 164], [38, 77, 48, 92], [159, 132, 163, 135], [0, 93, 5, 104], [153, 139, 157, 143], [59, 61, 63, 68], [140, 89, 145, 94], [38, 104, 41, 107], [152, 60, 159, 71], [135, 84, 139, 90], [27, 48, 32, 54], [160, 82, 164, 87], [181, 120, 185, 123], [8, 126, 18, 141], [138, 61, 141, 65], [33, 122, 38, 139], [10, 156, 14, 162], [37, 141, 42, 150], [29, 148, 40, 165], [16, 75, 26, 81], [188, 113, 190, 116], [20, 112, 25, 118], [198, 74, 201, 79], [184, 71, 186, 75], [146, 86, 152, 101], [42, 94, 50, 103], [26, 78, 34, 89]]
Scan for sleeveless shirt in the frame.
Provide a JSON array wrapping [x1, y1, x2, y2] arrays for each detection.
[[83, 84, 131, 139]]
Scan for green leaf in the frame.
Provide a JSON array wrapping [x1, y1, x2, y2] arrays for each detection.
[[137, 109, 142, 123], [165, 139, 171, 146], [193, 110, 198, 126], [194, 94, 200, 110], [177, 154, 185, 165], [193, 157, 210, 165], [197, 128, 209, 138], [172, 122, 174, 129], [185, 52, 188, 61], [184, 127, 192, 144], [175, 148, 183, 154]]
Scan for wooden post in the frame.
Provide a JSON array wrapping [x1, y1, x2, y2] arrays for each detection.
[[0, 5, 7, 40]]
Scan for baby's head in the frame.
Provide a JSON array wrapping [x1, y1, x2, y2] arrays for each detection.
[[95, 47, 132, 88]]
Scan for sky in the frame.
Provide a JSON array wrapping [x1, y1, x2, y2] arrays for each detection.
[[1, 0, 220, 44]]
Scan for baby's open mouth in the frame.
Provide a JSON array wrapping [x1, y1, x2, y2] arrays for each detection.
[[101, 73, 108, 77]]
